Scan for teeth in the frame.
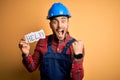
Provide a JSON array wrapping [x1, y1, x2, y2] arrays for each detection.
[[58, 30, 64, 34], [58, 30, 62, 32], [56, 29, 64, 36]]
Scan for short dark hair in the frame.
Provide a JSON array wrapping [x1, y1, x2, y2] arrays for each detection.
[[49, 15, 69, 20]]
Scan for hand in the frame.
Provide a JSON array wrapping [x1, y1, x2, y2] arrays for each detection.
[[72, 40, 84, 55], [19, 39, 30, 56]]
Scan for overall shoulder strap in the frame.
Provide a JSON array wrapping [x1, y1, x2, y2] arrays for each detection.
[[47, 35, 53, 53], [62, 38, 76, 54], [47, 35, 52, 46]]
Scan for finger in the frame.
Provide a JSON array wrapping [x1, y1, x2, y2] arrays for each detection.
[[20, 38, 26, 42], [78, 40, 84, 45], [73, 41, 77, 45], [19, 41, 27, 45], [72, 42, 75, 46], [18, 43, 23, 48], [20, 38, 28, 43], [22, 44, 28, 48], [19, 39, 29, 44], [19, 39, 29, 48], [19, 43, 29, 49]]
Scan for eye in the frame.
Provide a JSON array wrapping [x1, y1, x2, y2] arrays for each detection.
[[61, 20, 66, 23], [51, 20, 57, 24]]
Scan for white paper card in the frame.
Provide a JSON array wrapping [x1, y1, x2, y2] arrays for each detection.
[[25, 29, 45, 43]]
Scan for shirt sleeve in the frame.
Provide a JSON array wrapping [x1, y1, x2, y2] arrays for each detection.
[[71, 48, 85, 80]]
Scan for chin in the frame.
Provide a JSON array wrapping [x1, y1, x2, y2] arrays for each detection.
[[58, 38, 64, 40], [57, 36, 65, 40]]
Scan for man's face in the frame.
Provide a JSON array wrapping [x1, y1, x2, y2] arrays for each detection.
[[50, 16, 69, 40]]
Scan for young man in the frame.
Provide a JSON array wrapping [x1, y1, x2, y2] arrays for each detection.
[[19, 2, 85, 80]]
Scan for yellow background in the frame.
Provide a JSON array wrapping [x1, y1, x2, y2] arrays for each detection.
[[0, 0, 120, 80]]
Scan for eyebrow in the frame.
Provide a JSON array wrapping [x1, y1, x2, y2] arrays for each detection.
[[61, 17, 67, 19], [51, 16, 67, 21]]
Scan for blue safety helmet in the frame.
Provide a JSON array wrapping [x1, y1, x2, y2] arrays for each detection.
[[47, 2, 71, 19]]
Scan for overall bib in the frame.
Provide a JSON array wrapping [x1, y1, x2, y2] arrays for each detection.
[[40, 36, 75, 80]]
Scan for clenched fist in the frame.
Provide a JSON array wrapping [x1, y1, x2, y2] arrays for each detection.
[[72, 40, 84, 55], [18, 39, 30, 57]]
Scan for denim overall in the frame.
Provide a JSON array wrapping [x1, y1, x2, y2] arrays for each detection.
[[40, 36, 75, 80]]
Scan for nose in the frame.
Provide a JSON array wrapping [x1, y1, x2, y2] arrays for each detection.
[[58, 21, 62, 28]]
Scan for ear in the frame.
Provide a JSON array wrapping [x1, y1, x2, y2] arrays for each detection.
[[67, 19, 69, 27], [49, 21, 52, 29]]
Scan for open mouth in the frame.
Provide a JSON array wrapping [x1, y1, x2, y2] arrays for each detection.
[[57, 30, 64, 35], [55, 29, 65, 40]]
